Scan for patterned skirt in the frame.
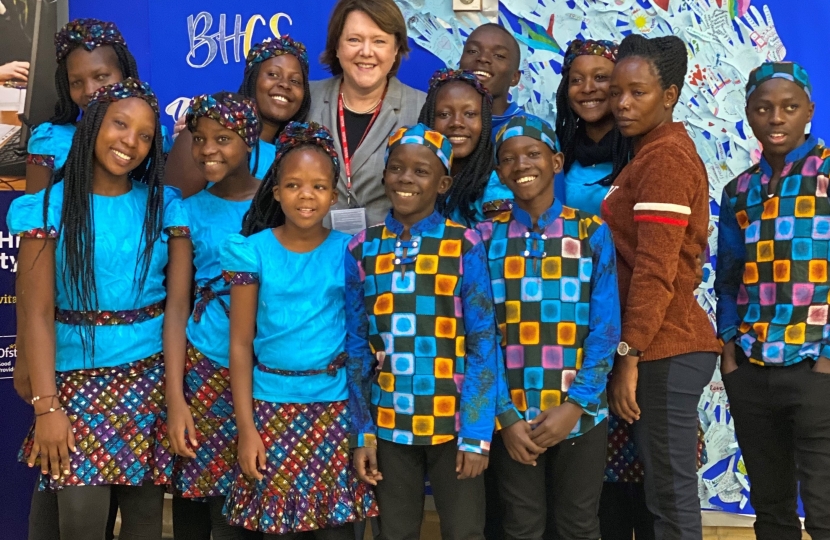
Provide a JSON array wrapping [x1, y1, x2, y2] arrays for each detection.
[[223, 400, 378, 534], [19, 353, 172, 492], [172, 343, 238, 498]]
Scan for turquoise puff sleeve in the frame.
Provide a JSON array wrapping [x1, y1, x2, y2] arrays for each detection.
[[27, 123, 76, 170], [220, 233, 260, 285], [6, 186, 62, 238], [162, 186, 191, 238]]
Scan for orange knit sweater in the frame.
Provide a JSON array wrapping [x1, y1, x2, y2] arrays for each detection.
[[601, 122, 720, 362]]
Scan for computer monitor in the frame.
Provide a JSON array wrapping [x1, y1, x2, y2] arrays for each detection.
[[17, 0, 67, 150]]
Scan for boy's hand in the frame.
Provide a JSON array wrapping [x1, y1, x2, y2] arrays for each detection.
[[500, 420, 545, 466], [456, 450, 488, 479], [238, 426, 266, 481], [813, 357, 830, 374], [720, 340, 739, 377], [528, 402, 583, 448], [166, 395, 198, 459], [353, 447, 383, 485], [609, 355, 640, 423]]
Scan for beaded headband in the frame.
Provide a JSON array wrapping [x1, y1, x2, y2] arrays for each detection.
[[186, 93, 260, 148], [428, 68, 493, 105], [88, 78, 159, 115], [386, 123, 454, 173], [494, 114, 559, 163], [55, 18, 127, 63], [245, 35, 309, 72], [563, 39, 618, 72], [746, 61, 812, 101], [273, 121, 341, 179]]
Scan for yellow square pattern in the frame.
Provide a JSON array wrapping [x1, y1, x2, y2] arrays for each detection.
[[504, 256, 525, 279], [795, 196, 815, 217], [773, 260, 791, 283], [756, 240, 775, 262], [375, 253, 395, 274], [439, 239, 462, 257], [743, 262, 759, 284], [435, 274, 458, 296], [455, 336, 466, 357], [519, 322, 540, 345], [433, 396, 456, 417], [415, 255, 439, 274], [377, 407, 396, 429], [374, 293, 394, 315], [505, 301, 522, 323], [435, 357, 454, 378], [511, 389, 527, 411], [412, 415, 435, 436], [540, 390, 562, 411], [784, 322, 806, 345], [761, 197, 778, 219], [378, 372, 395, 392], [542, 257, 562, 279], [557, 322, 577, 346], [436, 317, 457, 338]]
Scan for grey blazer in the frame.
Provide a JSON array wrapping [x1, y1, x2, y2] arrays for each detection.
[[309, 75, 426, 227]]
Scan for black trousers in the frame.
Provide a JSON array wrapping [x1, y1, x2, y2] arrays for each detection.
[[597, 482, 655, 540], [723, 355, 830, 540], [489, 419, 607, 540], [632, 352, 716, 540], [375, 439, 486, 540]]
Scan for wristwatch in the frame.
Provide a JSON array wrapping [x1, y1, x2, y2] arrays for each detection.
[[617, 341, 643, 358]]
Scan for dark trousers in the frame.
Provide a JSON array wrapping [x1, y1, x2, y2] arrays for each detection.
[[632, 352, 716, 540], [598, 482, 655, 540], [375, 439, 486, 540], [489, 419, 607, 540], [723, 356, 830, 540], [173, 496, 250, 540]]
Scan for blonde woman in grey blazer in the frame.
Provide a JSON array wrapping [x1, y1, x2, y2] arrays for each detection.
[[309, 0, 426, 228]]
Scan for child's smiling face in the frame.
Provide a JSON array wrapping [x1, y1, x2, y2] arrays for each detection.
[[432, 81, 483, 161], [273, 146, 338, 230], [459, 25, 520, 102], [496, 135, 563, 207], [383, 144, 452, 227], [190, 117, 250, 183]]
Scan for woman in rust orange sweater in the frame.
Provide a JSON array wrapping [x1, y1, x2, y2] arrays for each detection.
[[601, 34, 720, 540]]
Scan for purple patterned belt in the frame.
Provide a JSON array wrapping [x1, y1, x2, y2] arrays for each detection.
[[256, 352, 347, 377], [55, 300, 165, 326]]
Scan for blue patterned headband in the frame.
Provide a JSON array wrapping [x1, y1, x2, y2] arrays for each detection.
[[88, 78, 159, 115], [494, 114, 559, 163], [746, 61, 812, 101], [386, 123, 454, 173]]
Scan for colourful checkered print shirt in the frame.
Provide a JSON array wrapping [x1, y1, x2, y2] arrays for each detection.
[[475, 201, 620, 439], [344, 211, 499, 455], [716, 136, 830, 366]]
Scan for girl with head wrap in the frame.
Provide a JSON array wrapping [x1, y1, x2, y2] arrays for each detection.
[[162, 91, 262, 539], [10, 79, 188, 539], [25, 19, 173, 195], [220, 122, 378, 537], [164, 35, 311, 198]]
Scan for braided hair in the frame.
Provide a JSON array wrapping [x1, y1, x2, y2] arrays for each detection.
[[418, 70, 494, 223], [43, 85, 165, 357], [555, 39, 631, 186], [241, 122, 340, 236], [616, 34, 687, 105]]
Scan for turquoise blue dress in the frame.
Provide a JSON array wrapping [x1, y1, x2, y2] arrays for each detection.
[[559, 161, 613, 216], [249, 139, 276, 180], [220, 229, 352, 403], [183, 189, 252, 366], [6, 181, 188, 370], [448, 170, 514, 227], [27, 122, 174, 170]]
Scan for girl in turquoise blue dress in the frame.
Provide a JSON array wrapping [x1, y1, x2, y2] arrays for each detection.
[[25, 18, 172, 196], [220, 121, 378, 538], [163, 92, 262, 539], [418, 68, 513, 226], [165, 36, 311, 197], [9, 79, 189, 540]]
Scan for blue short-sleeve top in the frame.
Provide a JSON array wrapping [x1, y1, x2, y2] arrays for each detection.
[[182, 190, 251, 366], [6, 181, 188, 371], [220, 229, 351, 404]]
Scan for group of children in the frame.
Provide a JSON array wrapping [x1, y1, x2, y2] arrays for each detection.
[[8, 10, 829, 540]]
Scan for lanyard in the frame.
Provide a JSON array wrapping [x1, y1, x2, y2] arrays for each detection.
[[337, 90, 384, 206]]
